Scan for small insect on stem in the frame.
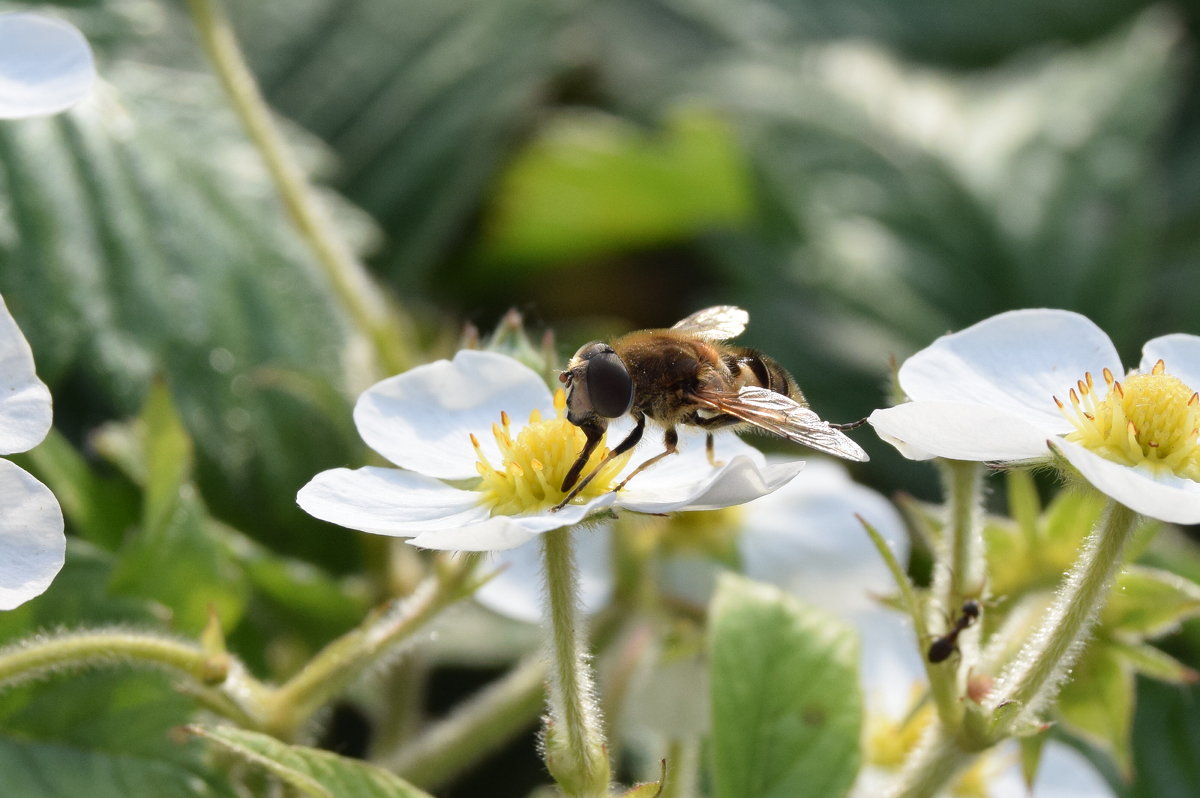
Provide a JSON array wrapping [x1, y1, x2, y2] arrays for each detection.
[[927, 599, 981, 664]]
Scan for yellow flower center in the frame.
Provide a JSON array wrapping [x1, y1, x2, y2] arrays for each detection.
[[1057, 359, 1200, 481], [471, 389, 633, 515]]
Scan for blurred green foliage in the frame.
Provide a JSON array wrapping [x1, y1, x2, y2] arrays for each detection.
[[4, 0, 1200, 794]]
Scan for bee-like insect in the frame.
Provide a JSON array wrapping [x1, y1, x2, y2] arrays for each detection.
[[554, 305, 868, 510], [927, 600, 981, 664]]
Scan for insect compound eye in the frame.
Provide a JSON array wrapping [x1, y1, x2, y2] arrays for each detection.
[[583, 347, 633, 418]]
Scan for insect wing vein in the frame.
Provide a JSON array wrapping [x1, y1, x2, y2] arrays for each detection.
[[670, 305, 749, 341], [698, 386, 869, 462]]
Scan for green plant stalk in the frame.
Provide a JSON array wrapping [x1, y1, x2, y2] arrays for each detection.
[[926, 460, 985, 724], [541, 527, 611, 797], [185, 0, 410, 377], [888, 499, 1140, 798], [937, 459, 985, 610], [263, 555, 480, 740], [387, 655, 547, 789], [985, 499, 1139, 726], [885, 723, 972, 798], [0, 629, 262, 721]]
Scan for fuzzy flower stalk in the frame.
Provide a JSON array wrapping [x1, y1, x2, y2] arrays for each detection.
[[869, 309, 1200, 795], [298, 348, 805, 794]]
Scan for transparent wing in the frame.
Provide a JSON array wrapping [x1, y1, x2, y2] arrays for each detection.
[[670, 305, 748, 341], [694, 386, 869, 462]]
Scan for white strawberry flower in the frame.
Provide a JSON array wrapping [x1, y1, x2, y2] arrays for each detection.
[[869, 308, 1200, 524], [0, 294, 64, 609], [298, 350, 804, 552], [0, 12, 94, 119]]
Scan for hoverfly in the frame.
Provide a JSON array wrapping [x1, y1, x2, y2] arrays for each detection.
[[554, 305, 868, 510]]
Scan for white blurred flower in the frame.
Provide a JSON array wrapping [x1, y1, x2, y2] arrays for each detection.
[[298, 350, 803, 552], [869, 308, 1200, 524], [0, 294, 64, 609], [0, 12, 95, 119]]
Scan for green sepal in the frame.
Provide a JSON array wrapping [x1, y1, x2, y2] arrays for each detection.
[[1101, 566, 1200, 639], [1056, 645, 1134, 777]]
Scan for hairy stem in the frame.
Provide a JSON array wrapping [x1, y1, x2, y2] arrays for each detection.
[[985, 499, 1138, 725], [0, 629, 261, 725], [186, 0, 410, 376], [541, 527, 611, 797]]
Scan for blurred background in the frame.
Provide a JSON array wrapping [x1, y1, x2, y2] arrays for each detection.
[[3, 0, 1200, 795]]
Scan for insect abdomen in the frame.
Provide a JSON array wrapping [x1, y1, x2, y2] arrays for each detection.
[[725, 348, 807, 405]]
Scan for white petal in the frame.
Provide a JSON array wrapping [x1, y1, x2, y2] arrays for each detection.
[[739, 459, 908, 617], [0, 13, 95, 119], [615, 433, 804, 513], [1051, 439, 1200, 524], [0, 295, 52, 455], [406, 518, 544, 552], [1141, 333, 1200, 390], [869, 401, 1056, 462], [474, 525, 613, 623], [297, 466, 492, 536], [0, 458, 65, 609], [354, 350, 554, 480], [898, 309, 1121, 430]]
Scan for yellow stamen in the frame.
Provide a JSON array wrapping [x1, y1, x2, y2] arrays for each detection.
[[471, 388, 633, 515], [1056, 360, 1200, 481]]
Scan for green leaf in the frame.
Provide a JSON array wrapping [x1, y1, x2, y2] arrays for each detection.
[[1056, 645, 1134, 777], [12, 429, 138, 551], [108, 384, 249, 634], [191, 726, 434, 798], [141, 380, 196, 536], [1130, 678, 1200, 798], [0, 5, 359, 563], [0, 737, 235, 798], [1102, 566, 1200, 640], [477, 108, 752, 268], [708, 574, 861, 798], [0, 640, 231, 798]]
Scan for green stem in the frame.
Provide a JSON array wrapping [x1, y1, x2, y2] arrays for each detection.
[[0, 629, 262, 723], [185, 0, 410, 376], [262, 555, 479, 740], [985, 500, 1139, 726], [937, 459, 985, 609], [885, 723, 972, 798], [541, 527, 611, 798], [926, 460, 984, 724], [388, 655, 547, 789]]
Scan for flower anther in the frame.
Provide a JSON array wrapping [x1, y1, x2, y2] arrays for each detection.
[[472, 390, 631, 515], [1056, 360, 1200, 481]]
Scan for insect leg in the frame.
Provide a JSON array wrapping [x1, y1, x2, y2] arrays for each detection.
[[613, 427, 679, 492], [704, 432, 724, 467], [561, 421, 605, 493], [553, 413, 646, 511]]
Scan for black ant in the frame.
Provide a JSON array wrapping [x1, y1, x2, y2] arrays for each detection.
[[927, 599, 981, 664]]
